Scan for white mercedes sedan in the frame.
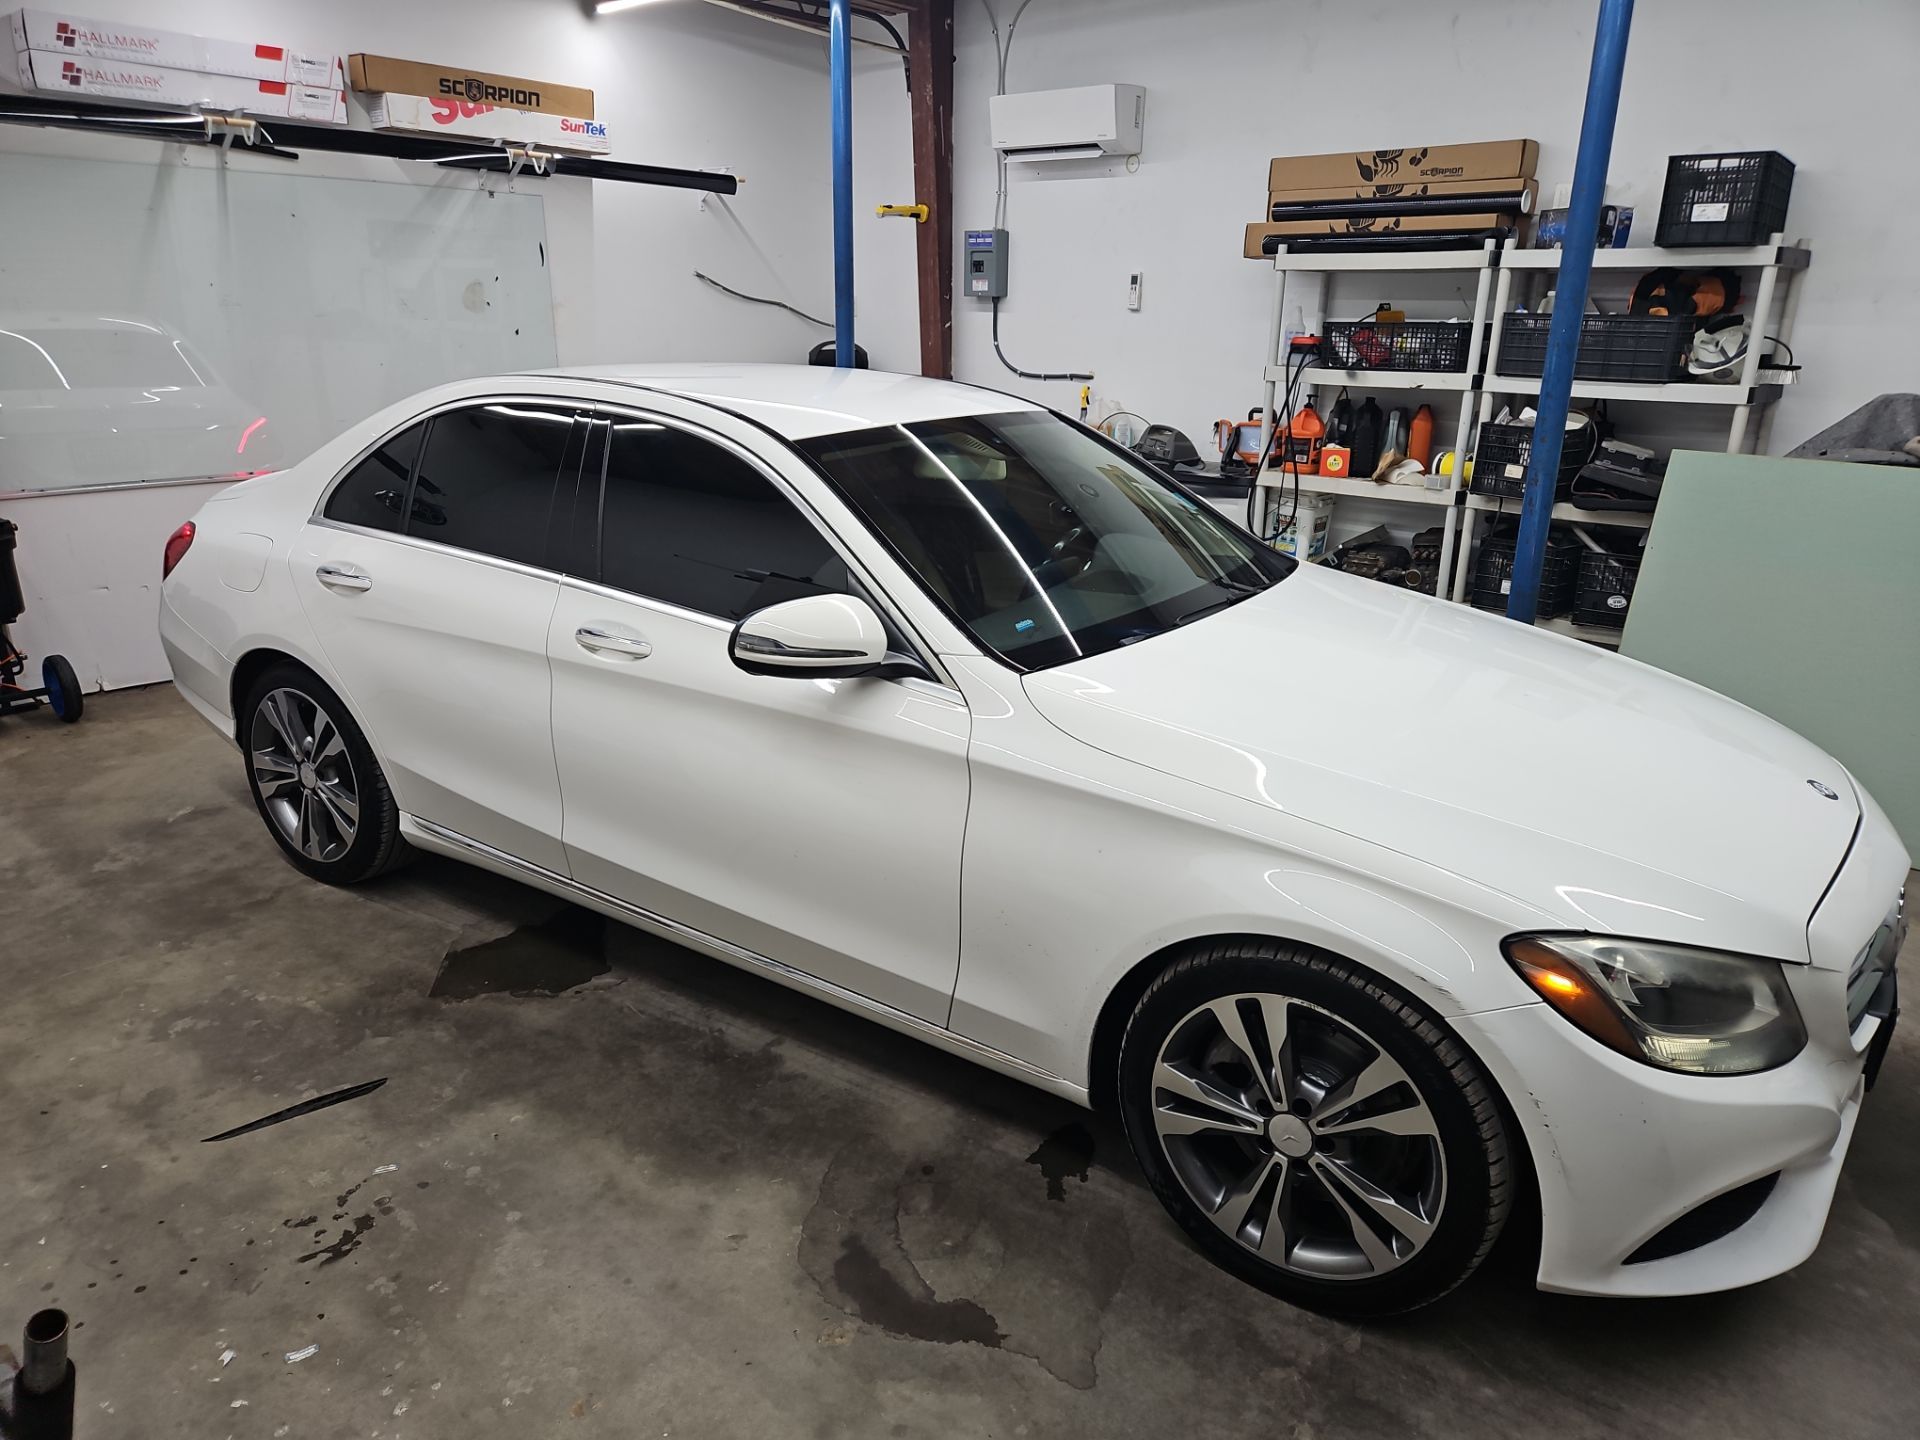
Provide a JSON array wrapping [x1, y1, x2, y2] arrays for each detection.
[[159, 364, 1907, 1316]]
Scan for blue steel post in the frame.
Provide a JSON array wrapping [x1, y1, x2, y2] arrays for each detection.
[[1506, 0, 1635, 623], [829, 0, 855, 367]]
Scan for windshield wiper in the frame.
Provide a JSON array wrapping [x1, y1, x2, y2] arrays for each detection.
[[1172, 583, 1261, 627]]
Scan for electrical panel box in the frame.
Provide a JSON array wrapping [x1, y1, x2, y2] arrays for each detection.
[[964, 228, 1009, 300]]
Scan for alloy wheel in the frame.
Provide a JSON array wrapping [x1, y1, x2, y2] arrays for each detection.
[[250, 687, 360, 863], [1150, 993, 1446, 1280]]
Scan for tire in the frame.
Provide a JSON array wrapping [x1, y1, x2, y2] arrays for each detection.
[[43, 654, 82, 723], [1117, 940, 1511, 1318], [239, 662, 411, 884]]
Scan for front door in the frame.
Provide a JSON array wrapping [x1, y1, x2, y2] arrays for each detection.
[[291, 399, 587, 873], [546, 411, 970, 1023]]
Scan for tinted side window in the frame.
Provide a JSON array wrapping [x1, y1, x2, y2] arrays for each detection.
[[407, 404, 578, 567], [324, 423, 423, 532], [597, 425, 848, 619]]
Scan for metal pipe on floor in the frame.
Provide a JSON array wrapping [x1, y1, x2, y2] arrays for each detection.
[[829, 0, 855, 367], [3, 1308, 77, 1440], [1506, 0, 1635, 624], [19, 1309, 69, 1397]]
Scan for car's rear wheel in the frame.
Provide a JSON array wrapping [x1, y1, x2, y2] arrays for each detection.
[[1117, 940, 1511, 1318], [241, 663, 409, 884]]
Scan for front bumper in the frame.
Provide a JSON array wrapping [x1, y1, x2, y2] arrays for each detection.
[[1461, 999, 1875, 1297], [1460, 790, 1909, 1299]]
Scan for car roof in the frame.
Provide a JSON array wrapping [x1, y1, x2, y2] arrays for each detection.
[[522, 362, 1048, 440]]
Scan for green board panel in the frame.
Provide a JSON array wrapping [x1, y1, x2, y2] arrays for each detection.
[[1622, 450, 1920, 852]]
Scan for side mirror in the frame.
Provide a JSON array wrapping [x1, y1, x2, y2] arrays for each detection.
[[730, 594, 892, 678]]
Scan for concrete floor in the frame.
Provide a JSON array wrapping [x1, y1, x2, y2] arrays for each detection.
[[5, 685, 1918, 1440]]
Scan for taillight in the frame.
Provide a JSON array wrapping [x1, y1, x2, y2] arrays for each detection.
[[162, 520, 196, 579]]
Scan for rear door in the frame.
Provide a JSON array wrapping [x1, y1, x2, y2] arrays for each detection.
[[545, 406, 971, 1023], [291, 398, 588, 873]]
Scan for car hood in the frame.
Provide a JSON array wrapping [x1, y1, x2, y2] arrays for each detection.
[[1021, 565, 1857, 963]]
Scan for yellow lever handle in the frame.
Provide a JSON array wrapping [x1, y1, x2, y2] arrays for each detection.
[[874, 203, 929, 223]]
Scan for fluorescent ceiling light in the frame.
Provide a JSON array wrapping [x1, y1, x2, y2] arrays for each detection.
[[595, 0, 673, 13]]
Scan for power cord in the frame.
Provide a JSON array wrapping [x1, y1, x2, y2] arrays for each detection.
[[992, 298, 1093, 382], [1245, 347, 1312, 537], [976, 0, 1093, 384], [693, 270, 831, 328]]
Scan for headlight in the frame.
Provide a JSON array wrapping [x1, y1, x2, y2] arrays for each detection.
[[1504, 935, 1807, 1075]]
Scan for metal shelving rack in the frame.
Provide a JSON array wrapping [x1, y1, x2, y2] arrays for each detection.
[[1252, 233, 1812, 637], [1256, 242, 1500, 603]]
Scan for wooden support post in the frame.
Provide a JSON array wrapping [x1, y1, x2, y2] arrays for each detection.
[[906, 0, 954, 377]]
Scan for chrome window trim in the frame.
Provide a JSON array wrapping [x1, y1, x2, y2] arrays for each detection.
[[307, 514, 566, 584], [312, 390, 955, 687], [312, 392, 590, 523], [557, 574, 732, 632]]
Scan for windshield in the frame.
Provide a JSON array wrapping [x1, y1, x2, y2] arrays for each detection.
[[800, 411, 1292, 671]]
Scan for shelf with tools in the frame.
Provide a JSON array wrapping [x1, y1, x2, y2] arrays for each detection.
[[1259, 473, 1457, 505], [1262, 366, 1476, 393], [1463, 494, 1656, 529], [1254, 232, 1812, 632], [1254, 240, 1501, 600], [1474, 231, 1809, 481], [1481, 373, 1784, 407]]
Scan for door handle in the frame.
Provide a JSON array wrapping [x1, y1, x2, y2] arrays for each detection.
[[316, 562, 372, 592], [575, 625, 652, 659]]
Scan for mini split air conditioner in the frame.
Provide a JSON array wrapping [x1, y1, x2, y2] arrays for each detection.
[[989, 84, 1145, 165]]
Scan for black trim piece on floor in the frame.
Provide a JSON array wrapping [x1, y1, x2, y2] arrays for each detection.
[[202, 1077, 388, 1143]]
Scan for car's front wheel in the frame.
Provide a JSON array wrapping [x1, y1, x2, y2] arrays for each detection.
[[1117, 940, 1512, 1318], [240, 662, 410, 884]]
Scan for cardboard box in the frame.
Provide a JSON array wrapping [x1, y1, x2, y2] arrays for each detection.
[[1245, 214, 1518, 256], [348, 53, 592, 119], [9, 8, 340, 85], [1270, 176, 1537, 212], [15, 48, 346, 121], [1267, 141, 1538, 193], [365, 91, 611, 154]]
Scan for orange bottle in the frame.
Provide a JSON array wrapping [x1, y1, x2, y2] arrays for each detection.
[[1408, 404, 1435, 468], [1281, 403, 1325, 475]]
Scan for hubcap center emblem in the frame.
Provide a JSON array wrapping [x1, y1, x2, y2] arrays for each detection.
[[298, 761, 318, 790], [1267, 1114, 1313, 1158]]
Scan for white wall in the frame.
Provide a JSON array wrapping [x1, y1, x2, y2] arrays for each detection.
[[866, 0, 1920, 462], [4, 0, 902, 688]]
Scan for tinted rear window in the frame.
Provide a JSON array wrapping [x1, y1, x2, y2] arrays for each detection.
[[325, 423, 423, 533], [406, 403, 578, 567]]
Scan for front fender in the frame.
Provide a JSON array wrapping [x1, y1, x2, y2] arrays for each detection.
[[944, 657, 1555, 1090]]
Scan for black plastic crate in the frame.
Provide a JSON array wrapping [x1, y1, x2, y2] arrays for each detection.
[[1574, 549, 1641, 627], [1321, 319, 1472, 373], [1470, 525, 1578, 617], [1469, 421, 1594, 501], [1656, 151, 1794, 248], [1496, 313, 1692, 383]]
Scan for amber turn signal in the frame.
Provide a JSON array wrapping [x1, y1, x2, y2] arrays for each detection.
[[1505, 937, 1642, 1059]]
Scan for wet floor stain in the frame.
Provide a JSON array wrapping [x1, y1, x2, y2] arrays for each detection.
[[800, 1139, 1132, 1389], [296, 1213, 375, 1266], [832, 1234, 1007, 1348], [429, 906, 610, 1000], [1025, 1122, 1096, 1202]]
